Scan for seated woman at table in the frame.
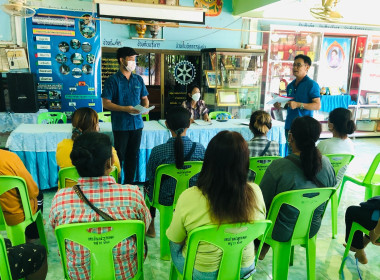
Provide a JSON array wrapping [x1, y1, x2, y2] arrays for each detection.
[[344, 197, 380, 264], [56, 107, 120, 187], [181, 85, 210, 122], [317, 107, 356, 154], [258, 116, 336, 259], [50, 132, 151, 280], [145, 106, 205, 237], [166, 131, 266, 279], [0, 149, 43, 240]]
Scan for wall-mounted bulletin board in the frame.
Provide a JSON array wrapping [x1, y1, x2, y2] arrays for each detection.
[[101, 52, 119, 89], [26, 8, 102, 115]]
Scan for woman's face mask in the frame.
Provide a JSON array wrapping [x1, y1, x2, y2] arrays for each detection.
[[192, 92, 201, 102]]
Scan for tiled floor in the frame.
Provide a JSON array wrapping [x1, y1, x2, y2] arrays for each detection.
[[40, 137, 380, 279]]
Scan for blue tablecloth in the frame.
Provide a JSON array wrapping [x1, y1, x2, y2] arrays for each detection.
[[320, 95, 354, 113], [158, 119, 287, 156], [6, 121, 170, 190], [0, 110, 47, 133]]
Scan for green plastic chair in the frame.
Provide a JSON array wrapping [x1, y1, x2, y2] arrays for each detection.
[[0, 176, 48, 251], [0, 235, 15, 280], [262, 187, 336, 280], [169, 221, 272, 280], [340, 153, 380, 204], [324, 154, 355, 239], [37, 112, 67, 124], [208, 111, 231, 120], [146, 161, 203, 260], [58, 166, 118, 189], [98, 111, 112, 122], [142, 114, 149, 121], [55, 220, 145, 280], [249, 156, 281, 185]]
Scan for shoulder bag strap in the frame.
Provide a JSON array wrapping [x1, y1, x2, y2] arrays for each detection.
[[73, 185, 115, 221], [260, 141, 271, 156], [285, 156, 325, 188], [184, 142, 197, 161]]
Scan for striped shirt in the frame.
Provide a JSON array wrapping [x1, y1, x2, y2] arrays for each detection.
[[247, 136, 280, 182], [49, 176, 151, 280], [146, 136, 205, 205]]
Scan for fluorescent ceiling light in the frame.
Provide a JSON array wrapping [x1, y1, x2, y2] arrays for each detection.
[[94, 0, 206, 24]]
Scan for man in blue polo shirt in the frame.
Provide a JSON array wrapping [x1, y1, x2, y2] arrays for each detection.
[[274, 54, 321, 152], [102, 47, 149, 184]]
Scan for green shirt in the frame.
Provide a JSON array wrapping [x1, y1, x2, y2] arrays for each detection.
[[166, 184, 266, 272]]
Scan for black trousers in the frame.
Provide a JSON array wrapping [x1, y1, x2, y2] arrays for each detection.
[[113, 129, 143, 184], [345, 205, 378, 249]]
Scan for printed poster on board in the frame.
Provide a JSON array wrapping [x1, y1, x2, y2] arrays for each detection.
[[317, 37, 351, 93], [26, 8, 101, 116]]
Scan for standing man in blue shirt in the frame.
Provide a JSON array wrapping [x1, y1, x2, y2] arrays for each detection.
[[274, 54, 321, 152], [102, 47, 149, 184]]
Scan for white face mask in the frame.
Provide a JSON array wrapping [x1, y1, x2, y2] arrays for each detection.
[[124, 60, 136, 72], [192, 93, 201, 102]]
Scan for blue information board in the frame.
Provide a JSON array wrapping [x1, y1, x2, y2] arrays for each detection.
[[26, 8, 102, 116]]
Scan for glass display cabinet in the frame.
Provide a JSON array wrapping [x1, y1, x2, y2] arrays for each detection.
[[200, 48, 265, 119], [262, 26, 323, 111]]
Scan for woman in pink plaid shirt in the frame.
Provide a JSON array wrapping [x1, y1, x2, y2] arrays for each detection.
[[50, 132, 151, 279]]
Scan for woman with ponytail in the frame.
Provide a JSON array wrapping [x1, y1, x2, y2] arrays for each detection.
[[56, 107, 120, 187], [146, 106, 205, 237], [317, 107, 356, 154], [258, 116, 336, 258], [248, 110, 279, 157]]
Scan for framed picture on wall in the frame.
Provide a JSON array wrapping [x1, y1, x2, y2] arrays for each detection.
[[205, 71, 222, 88], [217, 89, 240, 106], [228, 72, 242, 88], [367, 93, 380, 104]]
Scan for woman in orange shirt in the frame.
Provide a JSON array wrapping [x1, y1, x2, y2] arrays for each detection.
[[56, 107, 121, 188]]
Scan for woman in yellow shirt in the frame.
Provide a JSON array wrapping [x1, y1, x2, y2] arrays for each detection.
[[56, 107, 121, 188]]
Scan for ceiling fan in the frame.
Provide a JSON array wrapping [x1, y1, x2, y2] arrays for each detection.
[[310, 0, 343, 22], [1, 0, 36, 18]]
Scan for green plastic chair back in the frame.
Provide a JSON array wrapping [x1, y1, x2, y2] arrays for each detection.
[[263, 187, 336, 280], [55, 220, 145, 280], [141, 114, 149, 121], [208, 111, 231, 120], [0, 176, 48, 251], [98, 111, 112, 123], [37, 112, 67, 124], [146, 161, 203, 260], [340, 153, 380, 204], [58, 166, 118, 189], [324, 154, 355, 239], [249, 156, 281, 185], [0, 236, 14, 280], [169, 221, 272, 280]]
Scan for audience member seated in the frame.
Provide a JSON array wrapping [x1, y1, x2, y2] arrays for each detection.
[[259, 116, 336, 259], [248, 110, 279, 157], [317, 107, 356, 154], [4, 238, 47, 280], [50, 132, 151, 280], [344, 196, 380, 264], [56, 107, 121, 187], [181, 85, 210, 122], [0, 149, 43, 240], [166, 131, 266, 280], [146, 106, 205, 237]]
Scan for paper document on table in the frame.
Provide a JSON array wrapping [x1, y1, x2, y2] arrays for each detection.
[[240, 120, 249, 126], [267, 96, 293, 105], [130, 105, 155, 115], [193, 120, 212, 126]]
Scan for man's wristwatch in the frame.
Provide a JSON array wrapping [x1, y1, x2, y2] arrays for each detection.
[[300, 103, 304, 110]]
